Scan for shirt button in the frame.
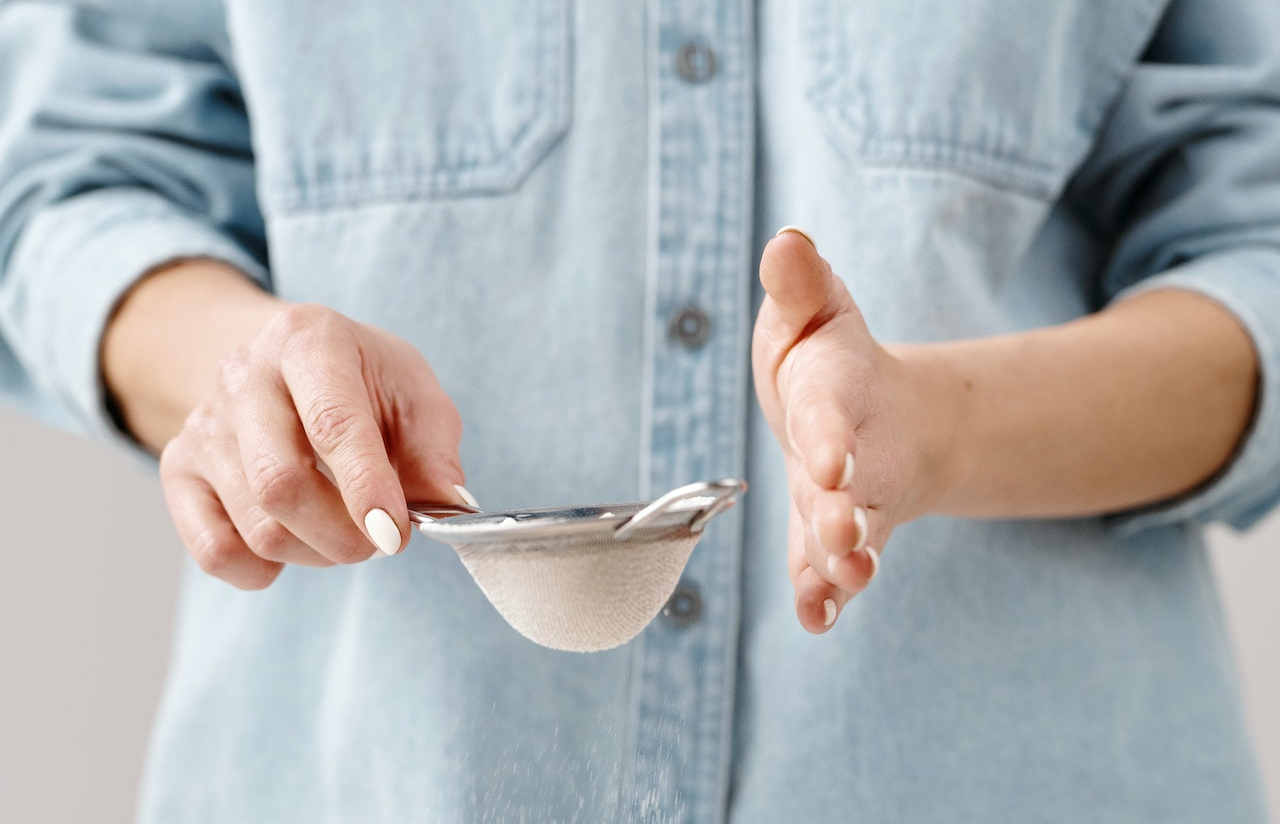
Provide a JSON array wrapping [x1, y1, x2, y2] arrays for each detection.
[[663, 583, 702, 627], [670, 306, 712, 349], [675, 40, 717, 84]]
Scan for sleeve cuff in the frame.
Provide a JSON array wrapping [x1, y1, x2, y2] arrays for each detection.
[[1, 187, 269, 451], [1108, 247, 1280, 534]]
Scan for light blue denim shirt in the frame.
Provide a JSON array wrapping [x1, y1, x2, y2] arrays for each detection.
[[3, 1, 1280, 821]]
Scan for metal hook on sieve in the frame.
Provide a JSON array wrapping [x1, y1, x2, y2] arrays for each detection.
[[613, 478, 747, 540], [406, 501, 481, 525]]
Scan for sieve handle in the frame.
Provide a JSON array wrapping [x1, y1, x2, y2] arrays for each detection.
[[613, 478, 747, 540], [406, 502, 481, 525]]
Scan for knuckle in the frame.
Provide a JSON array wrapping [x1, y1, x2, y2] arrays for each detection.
[[303, 395, 363, 455], [243, 515, 296, 562], [188, 528, 238, 579], [214, 350, 253, 395], [272, 303, 350, 352], [157, 439, 183, 484], [186, 519, 282, 590], [175, 401, 221, 447], [161, 408, 223, 483], [334, 460, 385, 506], [247, 458, 309, 512], [270, 303, 317, 338]]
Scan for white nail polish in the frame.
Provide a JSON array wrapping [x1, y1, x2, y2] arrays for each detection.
[[838, 453, 855, 489], [864, 546, 880, 582], [822, 598, 837, 627], [364, 508, 402, 556], [775, 225, 817, 248], [826, 553, 842, 580], [454, 484, 479, 508], [852, 505, 868, 551]]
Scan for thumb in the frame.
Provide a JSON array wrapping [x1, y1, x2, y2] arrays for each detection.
[[759, 226, 851, 335], [381, 360, 471, 510]]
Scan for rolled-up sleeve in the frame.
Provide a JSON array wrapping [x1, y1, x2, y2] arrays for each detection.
[[1069, 0, 1280, 531], [0, 2, 266, 446]]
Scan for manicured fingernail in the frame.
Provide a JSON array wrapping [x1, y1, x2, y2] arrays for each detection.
[[454, 484, 479, 508], [837, 453, 855, 489], [364, 508, 402, 556], [852, 506, 868, 551], [822, 598, 838, 627], [863, 546, 880, 582], [776, 225, 817, 249]]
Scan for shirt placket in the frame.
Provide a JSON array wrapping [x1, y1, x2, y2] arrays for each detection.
[[628, 1, 754, 822]]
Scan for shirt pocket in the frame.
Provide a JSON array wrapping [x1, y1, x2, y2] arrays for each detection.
[[802, 0, 1167, 199], [231, 0, 572, 213]]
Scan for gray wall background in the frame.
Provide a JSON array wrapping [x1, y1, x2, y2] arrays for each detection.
[[2, 408, 1277, 822]]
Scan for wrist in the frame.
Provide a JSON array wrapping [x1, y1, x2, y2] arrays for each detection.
[[101, 258, 283, 451], [880, 342, 971, 523]]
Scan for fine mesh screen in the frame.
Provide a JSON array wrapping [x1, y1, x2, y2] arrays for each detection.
[[454, 533, 700, 652]]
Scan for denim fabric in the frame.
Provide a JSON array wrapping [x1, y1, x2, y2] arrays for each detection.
[[2, 1, 1279, 821]]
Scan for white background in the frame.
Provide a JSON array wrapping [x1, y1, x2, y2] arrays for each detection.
[[1, 409, 1277, 822]]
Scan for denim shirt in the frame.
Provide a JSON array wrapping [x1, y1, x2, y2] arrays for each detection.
[[3, 1, 1280, 822]]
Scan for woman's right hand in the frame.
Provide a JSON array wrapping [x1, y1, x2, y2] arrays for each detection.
[[104, 260, 471, 589]]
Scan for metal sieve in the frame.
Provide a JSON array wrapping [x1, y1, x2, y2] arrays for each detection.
[[409, 479, 746, 652]]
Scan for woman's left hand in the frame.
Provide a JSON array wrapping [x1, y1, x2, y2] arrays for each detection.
[[754, 226, 1264, 636], [751, 228, 941, 633]]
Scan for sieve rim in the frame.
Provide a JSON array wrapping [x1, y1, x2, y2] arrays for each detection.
[[413, 478, 746, 547]]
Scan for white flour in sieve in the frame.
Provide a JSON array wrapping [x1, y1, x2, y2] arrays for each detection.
[[454, 533, 700, 652], [413, 480, 745, 653]]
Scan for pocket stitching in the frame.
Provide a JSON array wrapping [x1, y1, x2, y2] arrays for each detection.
[[803, 0, 1167, 200], [262, 0, 572, 214]]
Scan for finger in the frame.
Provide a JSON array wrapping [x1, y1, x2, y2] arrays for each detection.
[[790, 458, 847, 588], [233, 360, 383, 563], [758, 227, 852, 341], [788, 461, 878, 632], [794, 565, 849, 634], [372, 334, 468, 508], [784, 385, 859, 490], [233, 504, 338, 568], [213, 446, 342, 568], [279, 327, 411, 557], [825, 543, 880, 599], [809, 487, 879, 593], [161, 468, 284, 590], [753, 227, 868, 474]]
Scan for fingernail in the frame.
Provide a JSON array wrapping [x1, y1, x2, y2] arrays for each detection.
[[852, 506, 868, 551], [822, 598, 838, 627], [837, 453, 855, 489], [776, 225, 817, 249], [863, 546, 880, 583], [364, 508, 402, 556], [454, 484, 479, 509]]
